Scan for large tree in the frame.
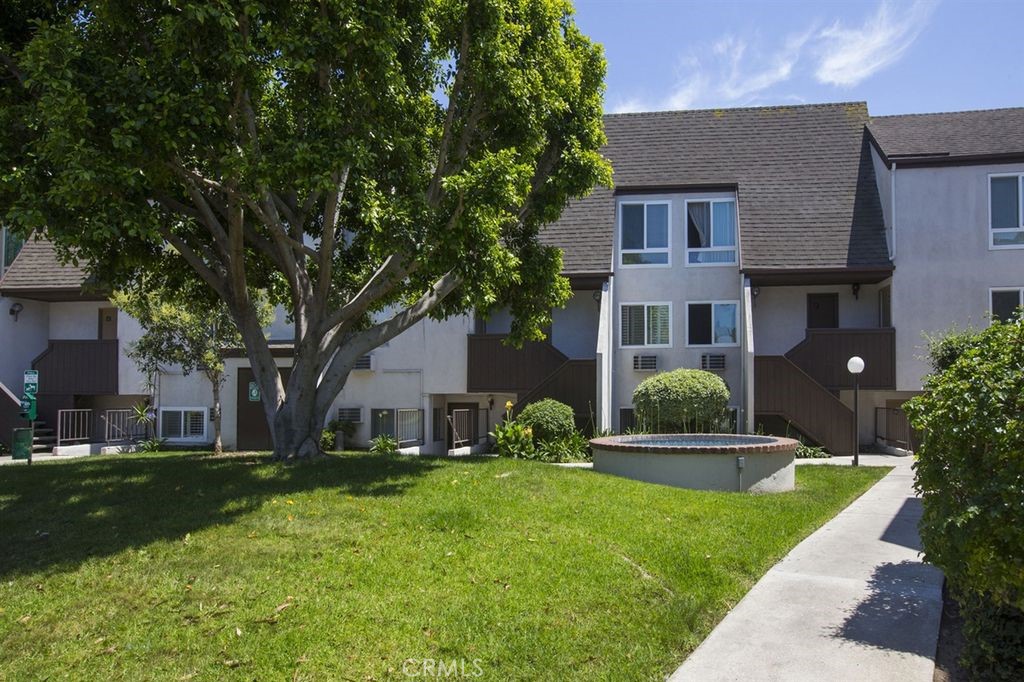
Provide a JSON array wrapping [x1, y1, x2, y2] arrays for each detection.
[[0, 1, 610, 459]]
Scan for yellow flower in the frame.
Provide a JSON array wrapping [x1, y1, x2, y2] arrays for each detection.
[[505, 400, 514, 412]]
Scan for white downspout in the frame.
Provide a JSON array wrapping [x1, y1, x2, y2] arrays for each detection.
[[890, 163, 897, 260]]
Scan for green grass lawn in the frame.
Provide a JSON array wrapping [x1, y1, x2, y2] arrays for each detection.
[[0, 452, 888, 681]]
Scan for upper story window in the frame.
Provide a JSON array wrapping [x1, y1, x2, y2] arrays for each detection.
[[686, 200, 737, 265], [687, 301, 739, 346], [620, 302, 671, 347], [620, 202, 670, 266], [990, 175, 1024, 248], [1, 225, 25, 277], [990, 287, 1023, 322]]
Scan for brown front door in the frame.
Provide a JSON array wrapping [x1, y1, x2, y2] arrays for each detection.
[[236, 367, 291, 451], [99, 308, 118, 339], [807, 293, 839, 329]]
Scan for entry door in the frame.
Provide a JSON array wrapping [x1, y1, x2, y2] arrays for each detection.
[[806, 293, 839, 329], [236, 367, 291, 451], [99, 308, 118, 340]]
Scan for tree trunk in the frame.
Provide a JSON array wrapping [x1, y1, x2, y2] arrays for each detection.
[[271, 395, 326, 460], [210, 371, 223, 455]]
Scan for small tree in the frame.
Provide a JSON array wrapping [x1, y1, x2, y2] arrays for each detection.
[[632, 369, 729, 433], [114, 283, 273, 454]]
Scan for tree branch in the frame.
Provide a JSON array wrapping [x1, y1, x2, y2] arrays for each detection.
[[427, 11, 472, 205], [315, 167, 350, 304]]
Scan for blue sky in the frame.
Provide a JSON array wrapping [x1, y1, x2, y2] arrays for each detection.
[[573, 0, 1024, 115]]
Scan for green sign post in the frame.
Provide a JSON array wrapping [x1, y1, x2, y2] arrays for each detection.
[[23, 369, 38, 397], [248, 381, 260, 402]]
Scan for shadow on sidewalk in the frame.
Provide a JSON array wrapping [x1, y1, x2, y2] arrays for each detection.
[[832, 560, 942, 657]]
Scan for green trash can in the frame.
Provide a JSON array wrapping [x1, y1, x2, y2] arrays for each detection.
[[12, 428, 33, 461]]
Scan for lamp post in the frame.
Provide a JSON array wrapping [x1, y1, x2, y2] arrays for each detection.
[[847, 356, 865, 466]]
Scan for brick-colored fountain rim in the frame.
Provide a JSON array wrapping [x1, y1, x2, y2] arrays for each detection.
[[588, 434, 801, 455]]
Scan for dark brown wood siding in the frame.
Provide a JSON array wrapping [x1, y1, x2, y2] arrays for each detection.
[[467, 334, 568, 394], [514, 359, 597, 431], [755, 355, 854, 457], [32, 340, 118, 395], [785, 328, 895, 390]]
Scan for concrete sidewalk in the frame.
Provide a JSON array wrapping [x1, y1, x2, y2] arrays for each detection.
[[670, 456, 944, 682]]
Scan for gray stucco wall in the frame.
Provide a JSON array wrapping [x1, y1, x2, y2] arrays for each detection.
[[752, 283, 886, 356], [0, 296, 49, 394], [612, 191, 742, 429], [891, 162, 1024, 390]]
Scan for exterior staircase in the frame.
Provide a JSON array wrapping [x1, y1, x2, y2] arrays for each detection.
[[754, 355, 855, 457], [31, 421, 56, 455]]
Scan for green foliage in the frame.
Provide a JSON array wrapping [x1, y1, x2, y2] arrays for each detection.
[[535, 430, 591, 463], [905, 312, 1024, 678], [138, 437, 166, 454], [633, 369, 730, 433], [516, 398, 575, 443], [327, 419, 357, 439], [491, 418, 535, 459], [923, 324, 982, 373], [795, 443, 830, 459], [320, 429, 337, 452], [369, 435, 399, 456]]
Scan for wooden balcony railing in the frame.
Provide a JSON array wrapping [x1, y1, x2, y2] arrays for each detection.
[[466, 334, 568, 394], [785, 328, 895, 390], [32, 340, 119, 395]]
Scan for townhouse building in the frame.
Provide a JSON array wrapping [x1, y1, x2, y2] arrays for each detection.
[[2, 102, 1020, 457]]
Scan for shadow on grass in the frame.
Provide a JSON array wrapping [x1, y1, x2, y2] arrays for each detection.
[[0, 452, 438, 579]]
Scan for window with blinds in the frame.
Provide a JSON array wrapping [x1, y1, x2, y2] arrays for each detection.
[[621, 303, 671, 347], [159, 407, 207, 441]]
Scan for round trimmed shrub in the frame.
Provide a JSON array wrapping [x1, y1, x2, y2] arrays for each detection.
[[516, 398, 575, 443], [632, 368, 729, 433]]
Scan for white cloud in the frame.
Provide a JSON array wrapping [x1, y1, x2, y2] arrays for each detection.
[[608, 0, 936, 113], [815, 0, 937, 87]]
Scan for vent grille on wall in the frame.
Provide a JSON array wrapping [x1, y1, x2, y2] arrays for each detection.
[[337, 407, 363, 424], [701, 353, 726, 371], [633, 355, 658, 371], [353, 354, 373, 371]]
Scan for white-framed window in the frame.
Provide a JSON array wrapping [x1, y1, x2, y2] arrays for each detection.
[[620, 302, 671, 348], [159, 407, 208, 442], [990, 287, 1024, 323], [370, 408, 423, 446], [687, 301, 739, 347], [620, 201, 670, 266], [1, 225, 25, 277], [685, 199, 737, 265], [990, 174, 1024, 249]]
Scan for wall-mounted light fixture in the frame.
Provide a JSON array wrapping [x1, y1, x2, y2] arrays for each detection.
[[487, 395, 494, 410], [852, 283, 861, 300], [752, 286, 761, 299], [9, 302, 23, 322]]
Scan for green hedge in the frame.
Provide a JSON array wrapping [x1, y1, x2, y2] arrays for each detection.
[[632, 368, 729, 433], [516, 398, 575, 443], [905, 312, 1024, 678]]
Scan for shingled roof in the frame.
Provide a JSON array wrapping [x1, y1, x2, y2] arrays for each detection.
[[869, 107, 1024, 163], [0, 234, 100, 301], [541, 101, 892, 276]]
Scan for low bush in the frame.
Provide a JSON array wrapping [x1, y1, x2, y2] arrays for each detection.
[[320, 429, 336, 452], [633, 369, 729, 433], [492, 419, 535, 460], [905, 312, 1024, 678], [369, 434, 399, 455], [794, 443, 830, 459], [536, 431, 591, 463], [516, 399, 575, 443]]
